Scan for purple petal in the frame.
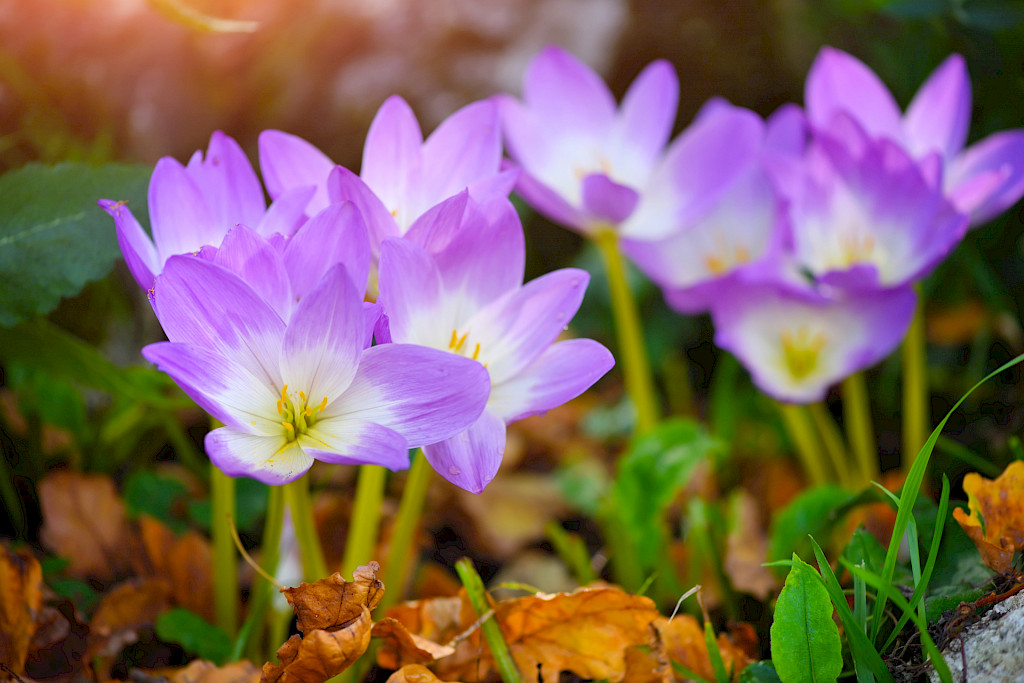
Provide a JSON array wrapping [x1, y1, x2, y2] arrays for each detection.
[[488, 339, 614, 423], [153, 255, 285, 387], [509, 166, 587, 232], [188, 131, 266, 231], [327, 165, 400, 252], [256, 185, 316, 239], [905, 54, 971, 160], [613, 60, 679, 169], [206, 428, 313, 485], [421, 99, 503, 202], [467, 268, 590, 385], [302, 420, 410, 471], [376, 238, 448, 348], [213, 224, 292, 320], [284, 201, 372, 300], [143, 342, 279, 434], [496, 96, 551, 187], [361, 95, 423, 210], [467, 167, 519, 206], [100, 199, 158, 290], [523, 46, 616, 134], [363, 302, 381, 348], [948, 130, 1024, 225], [281, 264, 365, 405], [422, 410, 506, 494], [401, 191, 470, 255], [258, 129, 334, 214], [329, 343, 490, 447], [764, 104, 808, 157], [581, 174, 640, 224], [148, 157, 219, 260], [805, 47, 902, 142]]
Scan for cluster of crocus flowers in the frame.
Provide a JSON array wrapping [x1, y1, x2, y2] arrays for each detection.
[[500, 45, 1024, 404], [103, 105, 612, 490]]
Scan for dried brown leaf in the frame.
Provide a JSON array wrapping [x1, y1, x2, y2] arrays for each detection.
[[724, 492, 777, 601], [657, 615, 754, 682], [169, 659, 262, 683], [281, 563, 384, 634], [262, 607, 374, 683], [385, 664, 462, 683], [954, 460, 1024, 575], [89, 577, 171, 637], [372, 617, 455, 669], [38, 472, 132, 580], [0, 546, 42, 676], [138, 515, 215, 622]]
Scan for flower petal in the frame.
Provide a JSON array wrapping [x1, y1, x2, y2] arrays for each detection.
[[206, 428, 313, 485], [581, 173, 640, 225], [362, 95, 424, 214], [301, 419, 410, 471], [423, 410, 506, 494], [948, 130, 1024, 226], [805, 47, 903, 142], [328, 343, 490, 447], [488, 339, 613, 423], [281, 264, 365, 405], [143, 342, 279, 434], [188, 131, 266, 231], [421, 99, 503, 202], [100, 199, 159, 290], [213, 224, 293, 320], [256, 185, 316, 239], [523, 46, 616, 134], [904, 54, 971, 160], [148, 157, 219, 261], [258, 129, 335, 214], [377, 238, 449, 349], [284, 201, 372, 300], [153, 255, 285, 387], [612, 59, 679, 171], [327, 165, 401, 251]]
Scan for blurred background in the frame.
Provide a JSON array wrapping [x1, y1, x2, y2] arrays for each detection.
[[3, 0, 1024, 504]]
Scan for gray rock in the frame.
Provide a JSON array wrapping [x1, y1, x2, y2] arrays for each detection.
[[928, 590, 1024, 683]]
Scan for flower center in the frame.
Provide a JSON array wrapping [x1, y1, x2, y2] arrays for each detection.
[[276, 384, 328, 442], [780, 328, 827, 380], [704, 243, 751, 276], [448, 329, 482, 362]]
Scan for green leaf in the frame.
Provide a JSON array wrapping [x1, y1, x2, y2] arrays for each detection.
[[739, 661, 783, 683], [842, 529, 913, 586], [607, 418, 724, 572], [123, 472, 189, 532], [769, 485, 851, 567], [155, 607, 232, 664], [770, 554, 843, 683], [0, 162, 151, 327]]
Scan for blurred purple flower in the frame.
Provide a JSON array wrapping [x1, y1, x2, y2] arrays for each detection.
[[100, 131, 311, 291], [497, 46, 679, 235], [143, 256, 491, 484], [711, 281, 917, 404], [806, 47, 1024, 226], [376, 199, 613, 493], [259, 96, 516, 255]]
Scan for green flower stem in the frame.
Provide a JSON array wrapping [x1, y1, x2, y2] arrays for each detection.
[[808, 403, 851, 488], [379, 450, 433, 611], [902, 296, 928, 471], [244, 484, 284, 662], [842, 372, 879, 485], [454, 557, 525, 683], [777, 402, 830, 485], [210, 465, 239, 636], [593, 228, 660, 434], [340, 464, 387, 577], [283, 475, 328, 581]]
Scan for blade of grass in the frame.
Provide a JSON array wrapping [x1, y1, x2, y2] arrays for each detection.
[[809, 538, 894, 683], [870, 352, 1024, 643], [703, 621, 730, 683]]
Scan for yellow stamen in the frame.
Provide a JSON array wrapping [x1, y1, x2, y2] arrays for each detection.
[[391, 208, 398, 218], [780, 329, 828, 380], [317, 397, 328, 413], [449, 329, 459, 349], [299, 390, 307, 402], [704, 254, 728, 275], [282, 422, 294, 433], [276, 399, 283, 415], [305, 406, 313, 417], [281, 385, 289, 404], [471, 343, 481, 361]]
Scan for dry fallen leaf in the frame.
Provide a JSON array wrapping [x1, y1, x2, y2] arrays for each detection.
[[38, 471, 133, 580], [0, 546, 43, 677], [953, 460, 1024, 575], [385, 664, 461, 683], [657, 615, 755, 682], [137, 515, 215, 622], [169, 658, 262, 683], [724, 491, 777, 601], [262, 563, 384, 683], [372, 617, 456, 669]]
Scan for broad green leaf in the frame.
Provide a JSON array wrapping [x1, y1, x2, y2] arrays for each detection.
[[842, 529, 913, 586], [739, 661, 783, 683], [0, 162, 151, 326], [769, 485, 851, 567], [123, 472, 189, 532], [770, 554, 842, 683], [607, 418, 724, 571], [155, 607, 232, 664]]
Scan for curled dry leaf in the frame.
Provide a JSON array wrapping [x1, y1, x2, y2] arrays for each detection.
[[0, 546, 42, 676], [38, 471, 133, 580], [262, 563, 384, 683], [137, 515, 216, 623], [953, 460, 1024, 575], [372, 617, 456, 669], [385, 664, 461, 683]]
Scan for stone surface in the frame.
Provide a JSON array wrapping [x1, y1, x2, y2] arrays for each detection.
[[928, 590, 1024, 683]]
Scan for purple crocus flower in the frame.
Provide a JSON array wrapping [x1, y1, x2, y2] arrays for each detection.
[[497, 46, 679, 235], [711, 281, 917, 404], [618, 101, 788, 313], [376, 199, 614, 493], [806, 47, 1024, 226], [143, 256, 491, 484], [259, 96, 516, 254], [100, 131, 311, 291]]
